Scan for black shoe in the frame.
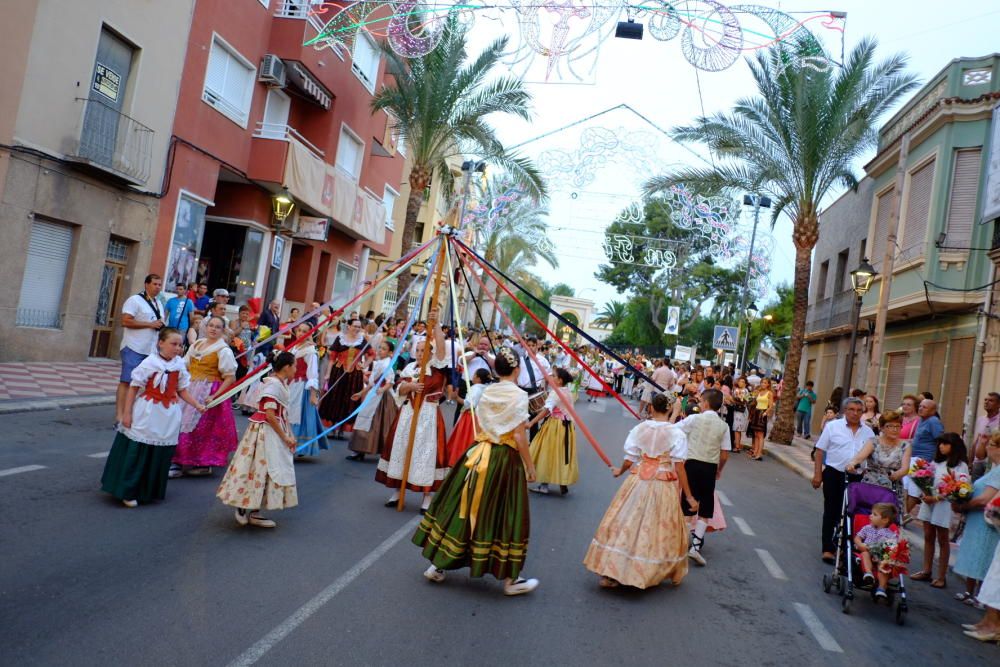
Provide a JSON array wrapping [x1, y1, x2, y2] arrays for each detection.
[[346, 453, 364, 462], [560, 485, 569, 495], [385, 498, 399, 508]]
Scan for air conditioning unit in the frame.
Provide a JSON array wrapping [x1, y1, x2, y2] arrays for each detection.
[[259, 55, 286, 87]]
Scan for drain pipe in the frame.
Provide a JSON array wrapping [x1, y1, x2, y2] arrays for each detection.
[[964, 261, 996, 440]]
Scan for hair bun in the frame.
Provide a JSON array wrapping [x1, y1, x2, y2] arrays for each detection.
[[498, 346, 519, 369]]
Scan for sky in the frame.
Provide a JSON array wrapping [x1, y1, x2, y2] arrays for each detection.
[[456, 0, 1000, 318]]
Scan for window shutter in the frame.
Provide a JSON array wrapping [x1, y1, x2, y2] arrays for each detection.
[[382, 189, 397, 229], [945, 148, 982, 248], [883, 352, 908, 411], [900, 159, 935, 258], [941, 337, 975, 431], [918, 340, 946, 399], [336, 131, 362, 179], [205, 42, 227, 98], [872, 187, 894, 272], [17, 220, 73, 328]]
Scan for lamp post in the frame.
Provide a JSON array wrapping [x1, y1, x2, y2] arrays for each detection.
[[842, 257, 877, 394], [740, 302, 758, 371], [271, 189, 295, 227], [737, 194, 771, 375]]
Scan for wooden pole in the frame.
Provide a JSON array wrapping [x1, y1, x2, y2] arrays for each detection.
[[864, 133, 910, 393], [397, 234, 449, 510]]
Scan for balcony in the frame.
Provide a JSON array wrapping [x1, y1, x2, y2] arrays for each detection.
[[805, 290, 856, 337], [66, 97, 153, 185], [253, 121, 325, 158], [269, 2, 340, 105]]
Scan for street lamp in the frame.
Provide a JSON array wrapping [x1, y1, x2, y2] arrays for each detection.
[[739, 301, 758, 371], [271, 189, 295, 226], [737, 194, 771, 375], [842, 257, 878, 393]]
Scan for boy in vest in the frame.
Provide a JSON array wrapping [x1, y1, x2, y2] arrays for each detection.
[[675, 388, 730, 566]]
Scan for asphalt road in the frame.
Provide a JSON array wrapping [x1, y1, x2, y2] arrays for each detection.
[[0, 398, 996, 666]]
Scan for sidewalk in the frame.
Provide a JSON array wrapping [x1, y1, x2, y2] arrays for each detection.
[[764, 434, 816, 478], [0, 360, 119, 414]]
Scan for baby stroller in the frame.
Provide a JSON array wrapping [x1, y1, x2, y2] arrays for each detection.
[[822, 479, 909, 625]]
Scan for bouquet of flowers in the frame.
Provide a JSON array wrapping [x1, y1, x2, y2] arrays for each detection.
[[907, 459, 936, 496], [871, 538, 910, 576], [938, 471, 973, 503], [985, 495, 1000, 530]]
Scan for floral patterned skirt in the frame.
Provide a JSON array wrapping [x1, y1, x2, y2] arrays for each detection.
[[217, 422, 298, 511], [583, 474, 689, 589]]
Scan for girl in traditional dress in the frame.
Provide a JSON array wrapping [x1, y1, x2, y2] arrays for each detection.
[[217, 352, 299, 528], [528, 368, 578, 496], [288, 322, 325, 457], [585, 366, 607, 402], [445, 368, 493, 467], [172, 316, 238, 477], [101, 328, 204, 507], [347, 339, 399, 462], [413, 346, 540, 596], [731, 376, 751, 453], [319, 317, 368, 440], [583, 393, 697, 589], [747, 377, 775, 461], [376, 315, 449, 512]]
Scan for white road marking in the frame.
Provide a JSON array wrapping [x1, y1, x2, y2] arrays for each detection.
[[0, 465, 46, 477], [733, 516, 756, 536], [227, 515, 422, 667], [793, 602, 844, 653], [716, 490, 732, 506], [587, 400, 607, 413], [87, 452, 110, 459], [754, 548, 788, 580]]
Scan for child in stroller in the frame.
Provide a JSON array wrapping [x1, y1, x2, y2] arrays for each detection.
[[854, 502, 902, 602]]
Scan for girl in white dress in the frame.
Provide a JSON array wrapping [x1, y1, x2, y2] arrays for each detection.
[[348, 339, 399, 461], [913, 433, 969, 588]]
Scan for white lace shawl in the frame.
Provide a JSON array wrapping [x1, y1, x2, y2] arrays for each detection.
[[476, 381, 529, 441]]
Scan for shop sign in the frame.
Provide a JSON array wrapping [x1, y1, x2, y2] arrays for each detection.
[[271, 235, 286, 270], [92, 63, 121, 102], [296, 216, 330, 241]]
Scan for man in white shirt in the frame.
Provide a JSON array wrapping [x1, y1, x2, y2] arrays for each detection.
[[117, 274, 165, 424], [972, 391, 1000, 479], [464, 335, 495, 377], [812, 397, 874, 562], [517, 335, 552, 438]]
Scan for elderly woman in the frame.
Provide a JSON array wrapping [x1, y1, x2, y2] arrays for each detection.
[[952, 433, 1000, 610], [898, 394, 920, 440], [846, 410, 911, 501]]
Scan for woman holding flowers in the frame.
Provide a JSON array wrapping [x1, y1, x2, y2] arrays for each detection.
[[846, 410, 910, 504], [962, 495, 1000, 641], [953, 433, 1000, 609], [911, 433, 968, 588]]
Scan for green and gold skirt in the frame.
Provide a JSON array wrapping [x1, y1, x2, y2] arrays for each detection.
[[413, 442, 530, 580]]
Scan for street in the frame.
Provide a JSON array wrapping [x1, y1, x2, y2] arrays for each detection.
[[1, 400, 995, 666]]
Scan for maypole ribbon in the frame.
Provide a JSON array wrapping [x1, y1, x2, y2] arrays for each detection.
[[461, 256, 612, 467], [455, 239, 667, 396], [455, 241, 642, 421], [295, 237, 444, 454], [443, 233, 478, 439]]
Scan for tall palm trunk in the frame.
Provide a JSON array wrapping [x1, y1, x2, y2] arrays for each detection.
[[394, 165, 432, 320], [770, 211, 818, 444]]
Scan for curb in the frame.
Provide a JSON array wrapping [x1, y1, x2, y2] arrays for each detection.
[[0, 394, 115, 415], [763, 441, 813, 479]]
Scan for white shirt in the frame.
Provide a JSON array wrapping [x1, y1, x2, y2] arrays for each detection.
[[815, 418, 875, 472], [517, 353, 551, 390], [120, 293, 164, 355], [465, 352, 493, 376], [746, 374, 762, 387]]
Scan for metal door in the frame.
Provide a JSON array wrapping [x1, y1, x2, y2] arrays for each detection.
[[81, 29, 134, 168]]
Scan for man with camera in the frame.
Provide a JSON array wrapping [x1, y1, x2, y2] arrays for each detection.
[[116, 273, 166, 425]]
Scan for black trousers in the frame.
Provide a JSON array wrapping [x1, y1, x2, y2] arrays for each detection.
[[821, 466, 862, 553], [682, 459, 717, 519]]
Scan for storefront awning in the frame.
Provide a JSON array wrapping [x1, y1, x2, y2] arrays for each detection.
[[287, 62, 332, 110], [282, 137, 385, 245]]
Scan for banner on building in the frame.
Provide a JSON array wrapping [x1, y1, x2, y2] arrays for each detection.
[[296, 216, 329, 241], [663, 306, 680, 335], [982, 104, 1000, 223]]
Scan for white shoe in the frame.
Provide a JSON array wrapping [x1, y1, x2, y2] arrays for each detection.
[[688, 547, 707, 566], [423, 565, 445, 583], [248, 513, 276, 528], [121, 499, 138, 508], [504, 577, 539, 596], [168, 464, 183, 479], [234, 509, 248, 526]]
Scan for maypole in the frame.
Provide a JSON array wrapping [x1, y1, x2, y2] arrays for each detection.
[[397, 232, 449, 510]]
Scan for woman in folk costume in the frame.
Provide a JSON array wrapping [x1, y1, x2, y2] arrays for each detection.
[[584, 365, 608, 402], [319, 317, 368, 439], [584, 393, 697, 589], [376, 312, 449, 512], [102, 328, 204, 507], [288, 322, 326, 457], [413, 346, 541, 596], [347, 339, 399, 462], [527, 367, 578, 496], [217, 352, 299, 528], [445, 367, 493, 467], [172, 316, 238, 477]]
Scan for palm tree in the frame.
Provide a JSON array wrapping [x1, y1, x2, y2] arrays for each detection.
[[644, 37, 918, 443], [372, 18, 546, 317], [486, 231, 558, 329], [594, 301, 627, 329]]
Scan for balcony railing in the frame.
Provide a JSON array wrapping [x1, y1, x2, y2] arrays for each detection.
[[275, 1, 327, 34], [70, 97, 153, 184], [253, 121, 325, 158], [806, 290, 856, 334], [381, 284, 422, 315]]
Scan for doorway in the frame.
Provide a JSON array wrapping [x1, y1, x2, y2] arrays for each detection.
[[90, 236, 130, 357], [198, 220, 264, 307]]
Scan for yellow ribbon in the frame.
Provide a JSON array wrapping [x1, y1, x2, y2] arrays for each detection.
[[459, 434, 517, 534]]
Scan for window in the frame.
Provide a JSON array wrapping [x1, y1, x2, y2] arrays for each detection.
[[258, 0, 269, 7], [260, 88, 290, 138], [815, 260, 829, 300], [382, 186, 399, 230], [871, 188, 894, 272], [413, 222, 426, 246], [331, 261, 358, 310], [203, 35, 255, 127], [335, 126, 364, 180], [351, 30, 380, 93], [834, 249, 849, 293], [17, 219, 73, 329], [883, 352, 908, 411], [944, 148, 983, 248], [900, 158, 935, 259], [859, 238, 867, 263]]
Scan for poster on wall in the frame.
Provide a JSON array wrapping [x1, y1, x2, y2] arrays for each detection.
[[167, 247, 197, 287], [166, 196, 206, 287], [982, 104, 1000, 223], [663, 306, 680, 335]]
